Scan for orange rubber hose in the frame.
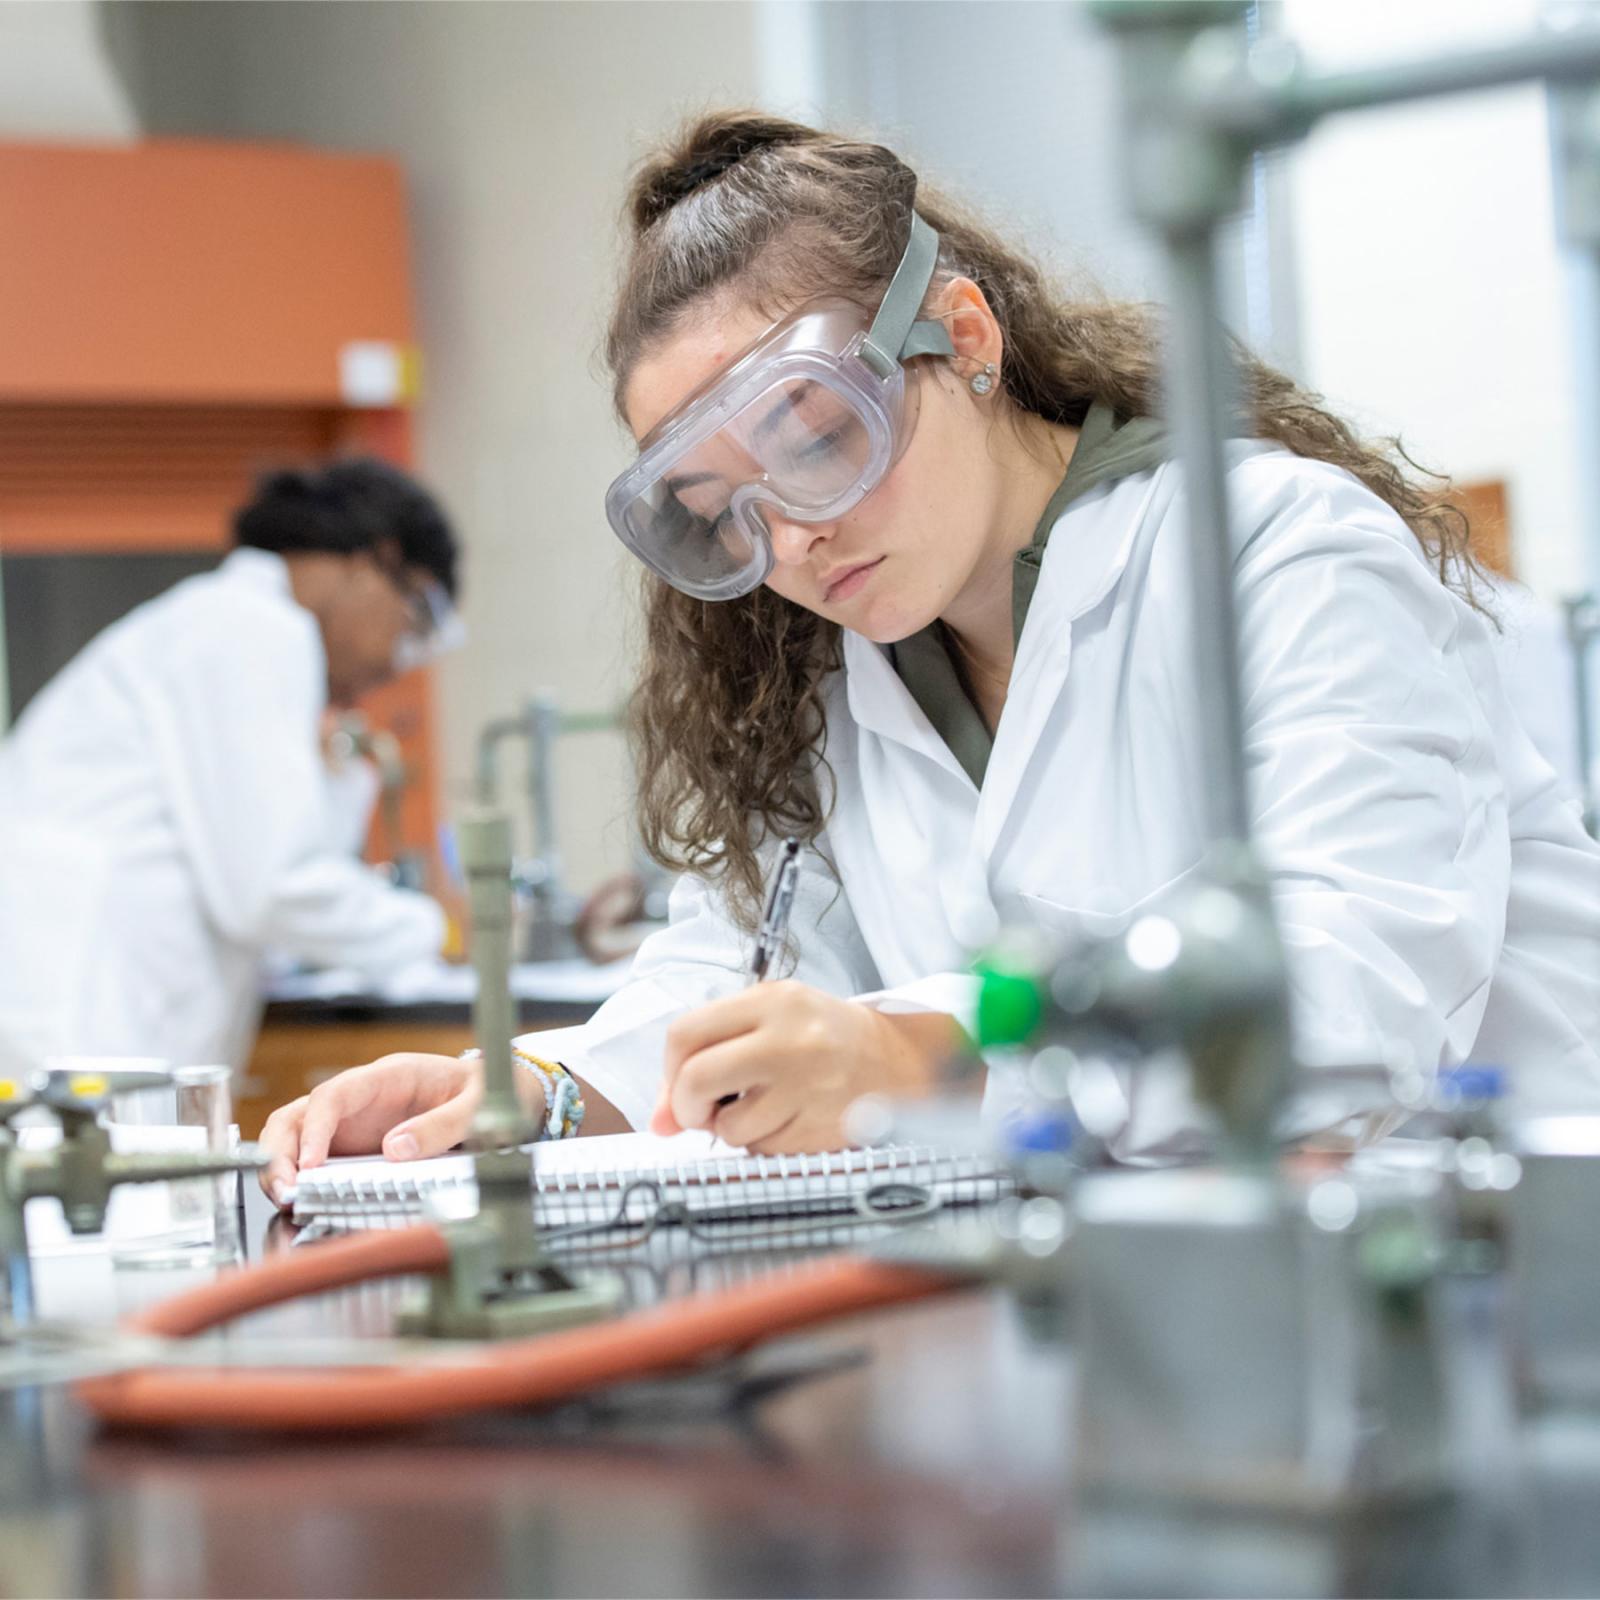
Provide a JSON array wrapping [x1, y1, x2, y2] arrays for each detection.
[[130, 1224, 456, 1336], [74, 1224, 960, 1434]]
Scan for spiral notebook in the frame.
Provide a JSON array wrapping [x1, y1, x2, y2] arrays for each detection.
[[288, 1129, 1007, 1246]]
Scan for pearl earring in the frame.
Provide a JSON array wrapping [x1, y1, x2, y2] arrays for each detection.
[[970, 362, 997, 396]]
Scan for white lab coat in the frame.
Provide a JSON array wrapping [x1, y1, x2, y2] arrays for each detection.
[[1484, 574, 1586, 796], [525, 447, 1600, 1132], [0, 549, 444, 1070]]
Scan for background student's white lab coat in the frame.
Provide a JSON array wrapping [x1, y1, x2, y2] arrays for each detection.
[[0, 548, 444, 1070], [523, 448, 1600, 1134]]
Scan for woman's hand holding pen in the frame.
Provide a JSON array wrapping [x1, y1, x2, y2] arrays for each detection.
[[649, 980, 962, 1154]]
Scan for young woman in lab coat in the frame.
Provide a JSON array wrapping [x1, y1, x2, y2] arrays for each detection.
[[260, 114, 1600, 1201]]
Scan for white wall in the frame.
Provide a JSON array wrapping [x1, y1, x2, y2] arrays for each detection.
[[0, 0, 140, 731], [107, 0, 763, 890], [0, 0, 136, 140], [1285, 0, 1587, 598], [807, 1, 1164, 303]]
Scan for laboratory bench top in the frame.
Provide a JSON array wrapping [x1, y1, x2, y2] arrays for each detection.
[[258, 955, 630, 1028], [241, 958, 628, 1136], [6, 1182, 1600, 1598]]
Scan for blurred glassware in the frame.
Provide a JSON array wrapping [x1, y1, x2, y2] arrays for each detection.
[[107, 1063, 242, 1270]]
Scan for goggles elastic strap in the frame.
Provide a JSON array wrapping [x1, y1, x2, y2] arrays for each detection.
[[858, 211, 956, 380]]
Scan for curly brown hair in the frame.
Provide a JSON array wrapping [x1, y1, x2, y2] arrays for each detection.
[[606, 111, 1485, 930]]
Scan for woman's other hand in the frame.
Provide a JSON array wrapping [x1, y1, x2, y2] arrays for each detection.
[[650, 980, 961, 1154], [257, 1051, 482, 1208]]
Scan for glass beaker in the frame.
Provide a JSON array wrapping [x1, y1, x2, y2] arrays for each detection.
[[108, 1063, 243, 1270]]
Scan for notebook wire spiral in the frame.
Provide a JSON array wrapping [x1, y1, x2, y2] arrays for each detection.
[[289, 1137, 1008, 1258]]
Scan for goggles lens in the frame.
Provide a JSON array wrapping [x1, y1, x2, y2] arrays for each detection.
[[626, 482, 766, 596], [729, 376, 878, 506], [657, 372, 877, 521], [392, 575, 466, 674]]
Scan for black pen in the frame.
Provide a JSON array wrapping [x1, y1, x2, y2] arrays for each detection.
[[747, 836, 802, 986], [714, 836, 801, 1114]]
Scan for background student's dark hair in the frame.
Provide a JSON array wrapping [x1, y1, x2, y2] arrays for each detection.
[[234, 457, 460, 600], [607, 110, 1488, 931]]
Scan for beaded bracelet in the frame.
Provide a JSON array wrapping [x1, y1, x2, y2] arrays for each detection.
[[513, 1045, 585, 1140], [459, 1046, 585, 1140]]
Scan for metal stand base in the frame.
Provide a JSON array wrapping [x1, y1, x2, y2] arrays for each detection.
[[396, 1217, 620, 1340]]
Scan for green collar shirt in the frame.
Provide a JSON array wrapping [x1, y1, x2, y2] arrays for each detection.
[[888, 401, 1168, 788]]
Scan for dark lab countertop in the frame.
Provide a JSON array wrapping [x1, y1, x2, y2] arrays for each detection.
[[261, 996, 601, 1027], [6, 1181, 1600, 1597]]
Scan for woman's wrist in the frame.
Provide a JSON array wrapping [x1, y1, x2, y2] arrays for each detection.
[[867, 1008, 968, 1099], [460, 1044, 585, 1139], [512, 1045, 586, 1139]]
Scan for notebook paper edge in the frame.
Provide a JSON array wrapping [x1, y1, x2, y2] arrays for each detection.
[[288, 1128, 990, 1225]]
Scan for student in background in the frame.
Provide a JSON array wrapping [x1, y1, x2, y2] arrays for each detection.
[[0, 459, 458, 1072], [258, 114, 1600, 1199]]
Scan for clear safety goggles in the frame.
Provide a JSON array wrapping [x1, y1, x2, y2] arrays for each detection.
[[605, 212, 956, 601], [391, 573, 466, 674]]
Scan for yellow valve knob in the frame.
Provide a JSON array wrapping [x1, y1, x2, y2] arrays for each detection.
[[68, 1073, 108, 1099], [0, 1079, 16, 1101]]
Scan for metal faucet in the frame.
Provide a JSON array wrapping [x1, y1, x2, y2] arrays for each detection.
[[1039, 0, 1600, 1515], [474, 694, 624, 962], [0, 1067, 264, 1325], [327, 712, 425, 890]]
